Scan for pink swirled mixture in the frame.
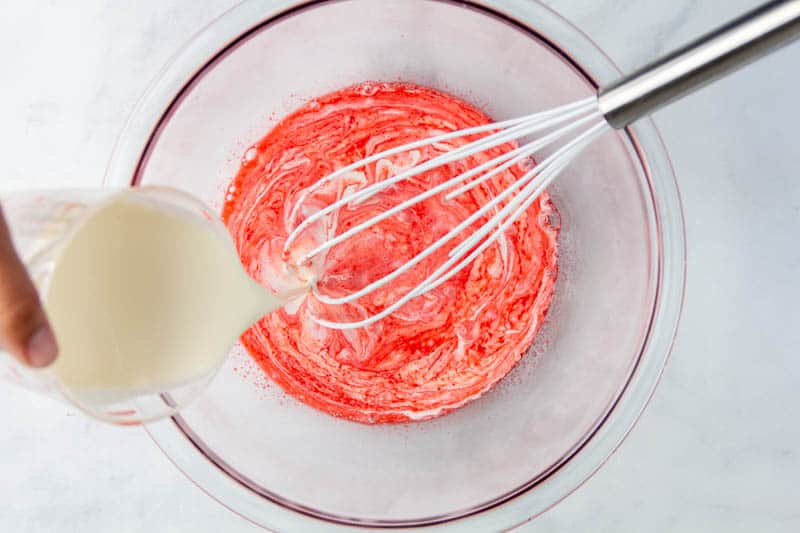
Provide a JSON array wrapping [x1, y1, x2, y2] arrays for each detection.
[[223, 82, 559, 424]]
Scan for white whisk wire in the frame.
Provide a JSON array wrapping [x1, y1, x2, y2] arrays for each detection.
[[304, 109, 609, 330], [283, 97, 596, 253], [287, 96, 595, 225], [310, 113, 602, 305], [295, 109, 602, 265]]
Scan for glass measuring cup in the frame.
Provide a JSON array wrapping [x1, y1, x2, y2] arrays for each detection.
[[0, 186, 238, 425]]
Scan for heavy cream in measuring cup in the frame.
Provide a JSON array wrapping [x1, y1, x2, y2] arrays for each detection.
[[44, 191, 285, 402]]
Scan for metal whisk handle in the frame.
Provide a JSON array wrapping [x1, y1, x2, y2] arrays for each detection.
[[598, 0, 800, 128]]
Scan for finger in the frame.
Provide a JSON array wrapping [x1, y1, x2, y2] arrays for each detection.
[[0, 206, 58, 367]]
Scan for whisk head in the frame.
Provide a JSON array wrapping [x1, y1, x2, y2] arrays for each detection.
[[283, 96, 609, 329]]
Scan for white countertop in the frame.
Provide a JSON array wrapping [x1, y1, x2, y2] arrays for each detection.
[[1, 1, 799, 531]]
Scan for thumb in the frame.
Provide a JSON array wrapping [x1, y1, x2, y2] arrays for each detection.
[[0, 206, 58, 367]]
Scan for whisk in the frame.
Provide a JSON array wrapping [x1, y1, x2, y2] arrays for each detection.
[[285, 0, 800, 330]]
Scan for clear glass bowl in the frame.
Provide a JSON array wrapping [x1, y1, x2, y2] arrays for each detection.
[[106, 0, 686, 530]]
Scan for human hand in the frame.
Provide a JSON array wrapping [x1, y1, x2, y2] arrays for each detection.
[[0, 205, 58, 367]]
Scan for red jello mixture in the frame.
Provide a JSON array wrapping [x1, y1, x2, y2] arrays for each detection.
[[222, 82, 558, 424]]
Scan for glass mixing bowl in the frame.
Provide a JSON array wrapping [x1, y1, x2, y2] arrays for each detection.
[[106, 0, 686, 530]]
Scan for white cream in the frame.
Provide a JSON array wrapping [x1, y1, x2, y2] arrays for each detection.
[[45, 192, 286, 402]]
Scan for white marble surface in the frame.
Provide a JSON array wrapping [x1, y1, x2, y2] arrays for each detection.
[[1, 0, 799, 531]]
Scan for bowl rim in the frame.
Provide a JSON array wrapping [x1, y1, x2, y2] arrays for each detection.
[[106, 0, 687, 530]]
